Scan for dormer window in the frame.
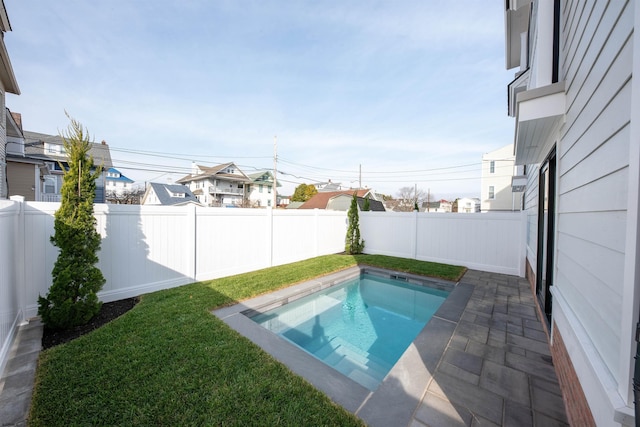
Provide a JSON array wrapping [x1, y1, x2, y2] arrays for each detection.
[[44, 143, 65, 155]]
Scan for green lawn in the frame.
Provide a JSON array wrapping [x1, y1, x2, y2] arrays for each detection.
[[29, 254, 465, 426]]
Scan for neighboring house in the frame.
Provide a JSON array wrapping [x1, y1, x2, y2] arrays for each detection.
[[480, 144, 524, 212], [177, 162, 251, 207], [422, 200, 452, 213], [285, 201, 304, 209], [245, 171, 280, 208], [454, 197, 480, 213], [504, 1, 636, 425], [141, 182, 200, 206], [326, 194, 385, 212], [0, 4, 20, 199], [20, 131, 112, 203], [313, 180, 343, 192], [6, 111, 47, 202], [105, 167, 134, 195], [299, 189, 374, 210]]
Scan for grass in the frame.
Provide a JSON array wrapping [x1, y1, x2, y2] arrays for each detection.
[[28, 254, 466, 426]]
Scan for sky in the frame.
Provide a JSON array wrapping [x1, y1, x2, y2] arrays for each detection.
[[4, 1, 516, 200]]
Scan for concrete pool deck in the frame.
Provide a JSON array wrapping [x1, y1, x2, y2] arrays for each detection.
[[215, 267, 569, 427], [1, 268, 569, 426]]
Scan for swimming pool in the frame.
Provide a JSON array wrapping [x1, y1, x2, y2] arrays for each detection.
[[214, 266, 471, 422], [249, 272, 450, 390]]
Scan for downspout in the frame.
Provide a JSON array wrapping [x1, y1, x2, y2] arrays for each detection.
[[635, 322, 640, 425]]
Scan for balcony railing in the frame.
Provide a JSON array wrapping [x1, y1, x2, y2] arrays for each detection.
[[40, 194, 62, 202], [208, 186, 244, 196]]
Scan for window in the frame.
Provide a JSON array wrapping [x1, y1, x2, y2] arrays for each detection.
[[490, 161, 495, 174], [44, 143, 64, 155], [489, 186, 495, 199], [268, 185, 272, 194], [259, 184, 263, 193], [44, 177, 56, 194]]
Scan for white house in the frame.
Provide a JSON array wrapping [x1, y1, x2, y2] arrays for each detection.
[[423, 200, 452, 213], [455, 197, 480, 213], [105, 167, 134, 196], [245, 171, 279, 208], [177, 162, 252, 207], [480, 144, 524, 212], [504, 1, 637, 425], [0, 4, 19, 199], [141, 182, 200, 206]]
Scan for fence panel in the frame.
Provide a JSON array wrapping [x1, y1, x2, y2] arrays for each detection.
[[360, 211, 525, 276], [0, 200, 20, 375], [271, 209, 348, 266], [195, 207, 271, 281]]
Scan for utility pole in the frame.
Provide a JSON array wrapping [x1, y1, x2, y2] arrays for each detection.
[[427, 188, 431, 212], [273, 135, 277, 208]]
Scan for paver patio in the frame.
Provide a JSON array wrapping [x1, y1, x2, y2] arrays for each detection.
[[0, 269, 568, 426]]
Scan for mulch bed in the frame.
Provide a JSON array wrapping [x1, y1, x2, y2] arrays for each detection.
[[41, 297, 139, 350]]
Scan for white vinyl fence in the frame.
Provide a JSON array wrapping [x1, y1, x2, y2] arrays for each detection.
[[360, 211, 526, 277], [0, 199, 525, 376]]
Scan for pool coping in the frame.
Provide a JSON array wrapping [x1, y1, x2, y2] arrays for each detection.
[[212, 266, 473, 426]]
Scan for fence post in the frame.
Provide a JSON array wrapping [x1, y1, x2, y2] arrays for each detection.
[[519, 210, 527, 277], [10, 196, 26, 324], [412, 210, 418, 260], [267, 207, 274, 267], [187, 204, 197, 282]]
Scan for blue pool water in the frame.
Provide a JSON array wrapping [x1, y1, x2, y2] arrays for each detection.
[[251, 273, 450, 390]]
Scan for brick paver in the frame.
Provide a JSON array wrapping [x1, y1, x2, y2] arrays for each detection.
[[410, 270, 569, 427]]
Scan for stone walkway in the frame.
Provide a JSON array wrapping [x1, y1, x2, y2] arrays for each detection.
[[0, 319, 42, 427], [407, 269, 569, 426], [0, 270, 568, 426]]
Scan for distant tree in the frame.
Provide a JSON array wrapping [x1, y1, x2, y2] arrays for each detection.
[[345, 193, 364, 254], [106, 187, 145, 205], [395, 186, 427, 212], [291, 183, 318, 202], [362, 194, 370, 211], [38, 116, 106, 329]]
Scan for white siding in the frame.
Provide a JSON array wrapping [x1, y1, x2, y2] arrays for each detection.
[[554, 0, 632, 381]]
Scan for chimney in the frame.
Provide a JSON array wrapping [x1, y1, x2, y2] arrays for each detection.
[[191, 161, 198, 175], [10, 112, 22, 131], [101, 140, 107, 145]]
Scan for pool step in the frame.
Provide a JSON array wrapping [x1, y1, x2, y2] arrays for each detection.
[[314, 336, 393, 390]]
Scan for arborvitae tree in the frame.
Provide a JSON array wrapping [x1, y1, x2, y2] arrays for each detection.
[[345, 193, 364, 254], [38, 116, 106, 329], [362, 195, 371, 211]]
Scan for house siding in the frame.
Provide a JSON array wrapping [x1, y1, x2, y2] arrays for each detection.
[[555, 0, 631, 385], [0, 87, 5, 199], [524, 163, 539, 274], [6, 162, 35, 201]]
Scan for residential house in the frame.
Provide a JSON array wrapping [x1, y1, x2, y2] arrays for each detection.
[[177, 162, 251, 207], [105, 167, 134, 196], [504, 1, 636, 425], [313, 180, 343, 192], [454, 197, 480, 213], [245, 170, 279, 208], [5, 111, 47, 202], [422, 199, 452, 213], [480, 144, 524, 212], [299, 189, 382, 211], [0, 4, 20, 199], [19, 131, 112, 203], [141, 182, 200, 206]]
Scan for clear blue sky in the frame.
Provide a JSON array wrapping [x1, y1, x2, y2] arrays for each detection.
[[4, 1, 515, 199]]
